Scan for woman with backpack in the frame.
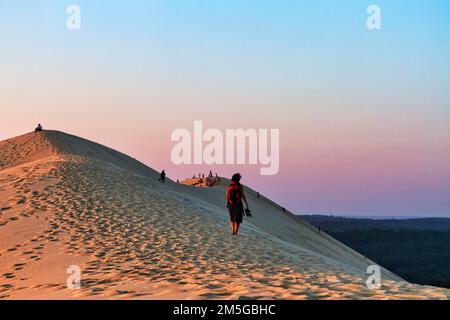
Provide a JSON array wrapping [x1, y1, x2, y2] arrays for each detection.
[[226, 173, 250, 235]]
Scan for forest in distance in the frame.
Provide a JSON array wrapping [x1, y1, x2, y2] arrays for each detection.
[[299, 215, 450, 289]]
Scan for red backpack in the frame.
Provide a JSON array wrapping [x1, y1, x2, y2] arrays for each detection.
[[227, 182, 242, 206]]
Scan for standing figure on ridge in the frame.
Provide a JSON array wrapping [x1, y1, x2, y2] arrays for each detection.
[[159, 170, 166, 183]]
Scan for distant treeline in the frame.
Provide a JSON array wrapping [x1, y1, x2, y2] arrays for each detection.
[[300, 215, 450, 232], [299, 215, 450, 289]]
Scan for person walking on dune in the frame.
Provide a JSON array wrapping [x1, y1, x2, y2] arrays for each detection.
[[159, 170, 166, 183], [226, 173, 250, 235]]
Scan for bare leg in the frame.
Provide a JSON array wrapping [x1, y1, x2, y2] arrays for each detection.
[[235, 223, 240, 235], [230, 222, 235, 235]]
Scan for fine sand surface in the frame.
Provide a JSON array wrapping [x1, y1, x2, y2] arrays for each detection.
[[0, 131, 449, 300]]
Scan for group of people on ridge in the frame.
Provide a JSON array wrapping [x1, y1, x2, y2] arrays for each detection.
[[190, 171, 221, 187]]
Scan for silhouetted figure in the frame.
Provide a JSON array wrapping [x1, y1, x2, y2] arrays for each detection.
[[215, 173, 220, 183], [207, 176, 213, 187], [257, 192, 260, 199], [226, 173, 250, 236], [159, 170, 166, 183], [35, 124, 43, 132]]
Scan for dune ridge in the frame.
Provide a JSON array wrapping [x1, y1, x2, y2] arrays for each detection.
[[0, 130, 449, 299]]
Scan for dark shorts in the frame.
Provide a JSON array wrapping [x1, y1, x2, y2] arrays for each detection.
[[228, 202, 244, 224]]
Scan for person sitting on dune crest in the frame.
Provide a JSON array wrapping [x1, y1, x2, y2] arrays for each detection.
[[34, 124, 43, 132], [226, 173, 250, 236]]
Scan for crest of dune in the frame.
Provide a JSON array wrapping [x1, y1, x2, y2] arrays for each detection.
[[0, 130, 448, 299]]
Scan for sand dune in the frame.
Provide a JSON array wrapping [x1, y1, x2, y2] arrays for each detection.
[[0, 131, 448, 300]]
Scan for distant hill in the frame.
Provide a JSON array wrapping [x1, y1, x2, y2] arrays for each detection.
[[299, 215, 450, 289]]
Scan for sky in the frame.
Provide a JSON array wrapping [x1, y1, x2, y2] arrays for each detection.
[[1, 0, 450, 217]]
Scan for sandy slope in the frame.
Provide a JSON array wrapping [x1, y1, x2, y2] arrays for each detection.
[[0, 131, 448, 300]]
